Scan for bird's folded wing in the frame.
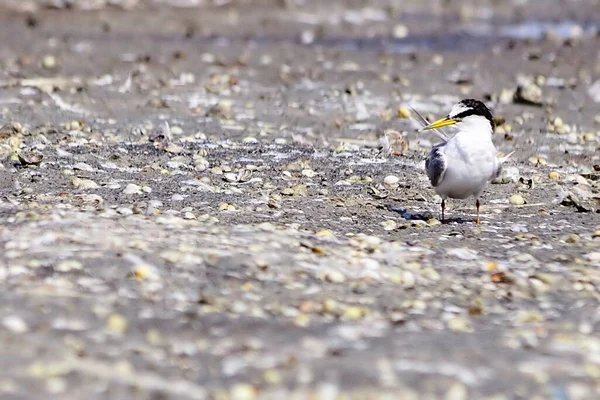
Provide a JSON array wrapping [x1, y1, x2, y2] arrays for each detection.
[[425, 144, 447, 187]]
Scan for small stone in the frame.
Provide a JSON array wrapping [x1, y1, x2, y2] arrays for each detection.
[[323, 269, 346, 283], [564, 234, 579, 244], [400, 271, 416, 287], [117, 207, 133, 216], [302, 169, 316, 178], [223, 173, 238, 182], [73, 162, 93, 172], [71, 177, 99, 190], [133, 264, 160, 281], [446, 248, 479, 261], [551, 116, 564, 130], [230, 383, 257, 400], [582, 132, 596, 141], [392, 24, 409, 39], [528, 156, 547, 165], [242, 136, 258, 144], [170, 126, 183, 135], [548, 171, 560, 181], [379, 130, 408, 156], [263, 369, 282, 385], [209, 100, 232, 119], [584, 252, 600, 262], [514, 82, 543, 106], [342, 306, 367, 320], [445, 382, 469, 400], [55, 260, 83, 272], [41, 54, 57, 70], [384, 175, 400, 186], [106, 314, 128, 335], [509, 194, 526, 205], [72, 194, 104, 209], [160, 250, 183, 264], [123, 183, 142, 195], [588, 80, 600, 102], [218, 203, 236, 211], [382, 220, 397, 231], [300, 30, 315, 45], [422, 268, 441, 281], [2, 316, 28, 333], [183, 211, 196, 220], [397, 107, 411, 119], [447, 316, 473, 333], [316, 229, 334, 238], [46, 377, 67, 394]]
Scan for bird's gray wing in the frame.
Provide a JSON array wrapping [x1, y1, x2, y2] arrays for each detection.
[[425, 143, 447, 187]]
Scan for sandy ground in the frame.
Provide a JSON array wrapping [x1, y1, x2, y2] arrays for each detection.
[[1, 0, 600, 399]]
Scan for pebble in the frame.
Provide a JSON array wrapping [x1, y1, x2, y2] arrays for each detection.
[[509, 194, 526, 205], [73, 162, 93, 172], [55, 260, 83, 272], [382, 220, 397, 231], [447, 316, 473, 333], [133, 264, 160, 281], [230, 383, 257, 400], [392, 24, 409, 39], [588, 80, 600, 102], [323, 269, 346, 283], [446, 248, 479, 261], [41, 54, 57, 69], [342, 306, 367, 320], [183, 211, 196, 220], [302, 169, 316, 178], [584, 252, 600, 262], [242, 136, 258, 144], [384, 175, 400, 186], [514, 82, 543, 106], [397, 107, 411, 119], [106, 314, 128, 334], [71, 177, 99, 190], [528, 156, 547, 165], [548, 171, 560, 181], [2, 316, 28, 333], [223, 173, 238, 182], [123, 183, 142, 195], [117, 207, 133, 216]]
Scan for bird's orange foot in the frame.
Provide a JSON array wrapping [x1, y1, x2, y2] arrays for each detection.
[[474, 216, 480, 224]]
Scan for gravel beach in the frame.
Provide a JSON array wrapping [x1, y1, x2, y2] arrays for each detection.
[[1, 0, 600, 398]]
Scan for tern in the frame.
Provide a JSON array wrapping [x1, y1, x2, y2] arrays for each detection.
[[419, 99, 512, 224]]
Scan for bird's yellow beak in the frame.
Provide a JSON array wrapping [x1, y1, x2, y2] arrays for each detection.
[[418, 117, 457, 132]]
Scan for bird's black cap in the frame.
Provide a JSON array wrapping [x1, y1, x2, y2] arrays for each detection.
[[452, 99, 495, 130]]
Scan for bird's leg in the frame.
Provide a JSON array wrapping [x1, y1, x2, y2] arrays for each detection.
[[441, 198, 445, 223], [475, 198, 480, 224]]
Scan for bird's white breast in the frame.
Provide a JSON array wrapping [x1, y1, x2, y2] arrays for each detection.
[[435, 120, 498, 199]]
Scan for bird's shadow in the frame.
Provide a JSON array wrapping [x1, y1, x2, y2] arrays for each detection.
[[385, 204, 473, 225]]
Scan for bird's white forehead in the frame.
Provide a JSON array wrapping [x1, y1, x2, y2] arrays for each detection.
[[448, 102, 471, 118]]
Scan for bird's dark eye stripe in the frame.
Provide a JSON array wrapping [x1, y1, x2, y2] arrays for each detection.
[[453, 103, 495, 130]]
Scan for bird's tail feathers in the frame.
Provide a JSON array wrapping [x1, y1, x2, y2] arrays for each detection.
[[498, 151, 515, 163]]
